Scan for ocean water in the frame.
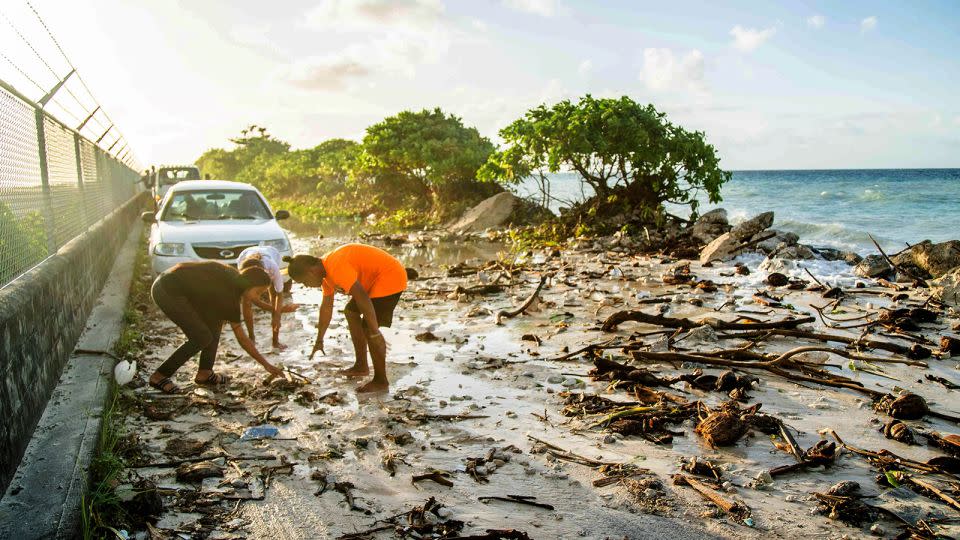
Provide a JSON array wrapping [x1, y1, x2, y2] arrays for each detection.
[[514, 169, 960, 255]]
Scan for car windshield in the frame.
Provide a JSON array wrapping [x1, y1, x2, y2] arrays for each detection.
[[161, 190, 272, 221], [158, 167, 201, 186]]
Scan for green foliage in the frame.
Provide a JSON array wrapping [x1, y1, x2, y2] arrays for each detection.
[[194, 111, 502, 230], [358, 108, 499, 217], [479, 95, 731, 222], [0, 202, 48, 284]]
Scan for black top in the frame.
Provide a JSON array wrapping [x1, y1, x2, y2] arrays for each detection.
[[161, 261, 246, 322]]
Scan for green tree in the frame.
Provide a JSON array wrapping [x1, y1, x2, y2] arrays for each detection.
[[479, 95, 730, 221], [196, 125, 290, 184], [358, 108, 498, 216], [0, 203, 48, 284]]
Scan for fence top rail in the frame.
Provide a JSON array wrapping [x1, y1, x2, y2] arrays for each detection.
[[0, 75, 135, 172]]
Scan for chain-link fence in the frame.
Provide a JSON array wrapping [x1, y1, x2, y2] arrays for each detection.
[[0, 78, 141, 288]]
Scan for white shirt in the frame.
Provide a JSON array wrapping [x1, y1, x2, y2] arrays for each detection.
[[237, 245, 285, 293]]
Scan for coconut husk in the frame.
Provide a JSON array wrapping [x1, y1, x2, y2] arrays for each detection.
[[877, 393, 929, 420], [882, 419, 917, 445], [175, 460, 224, 482], [695, 410, 747, 448]]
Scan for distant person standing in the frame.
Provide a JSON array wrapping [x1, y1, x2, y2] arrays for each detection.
[[148, 261, 284, 394], [284, 244, 407, 393], [236, 245, 297, 349]]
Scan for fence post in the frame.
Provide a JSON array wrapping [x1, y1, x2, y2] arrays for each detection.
[[73, 132, 91, 227], [35, 108, 57, 254]]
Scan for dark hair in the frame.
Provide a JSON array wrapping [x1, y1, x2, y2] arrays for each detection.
[[283, 254, 320, 281], [239, 252, 264, 271], [239, 266, 271, 289]]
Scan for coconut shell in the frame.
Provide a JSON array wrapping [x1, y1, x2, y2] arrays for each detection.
[[695, 411, 746, 447], [882, 419, 917, 445], [887, 393, 929, 420]]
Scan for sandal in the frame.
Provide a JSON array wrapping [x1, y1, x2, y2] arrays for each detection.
[[196, 372, 230, 387], [149, 377, 181, 394]]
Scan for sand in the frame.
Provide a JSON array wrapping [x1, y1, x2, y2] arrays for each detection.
[[116, 231, 960, 540]]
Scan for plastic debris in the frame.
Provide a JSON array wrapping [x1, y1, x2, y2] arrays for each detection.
[[114, 360, 137, 386], [241, 424, 280, 440]]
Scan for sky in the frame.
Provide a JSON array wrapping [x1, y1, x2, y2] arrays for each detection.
[[2, 0, 959, 170]]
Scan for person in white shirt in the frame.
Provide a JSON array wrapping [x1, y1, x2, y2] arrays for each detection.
[[237, 246, 297, 349]]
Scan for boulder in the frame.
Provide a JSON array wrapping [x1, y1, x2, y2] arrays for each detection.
[[689, 209, 731, 245], [449, 192, 517, 233], [892, 240, 960, 278], [930, 267, 960, 308], [770, 243, 816, 260], [754, 230, 799, 255], [729, 211, 774, 241], [699, 232, 739, 264], [854, 255, 893, 279]]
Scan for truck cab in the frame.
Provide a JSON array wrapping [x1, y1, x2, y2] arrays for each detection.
[[151, 165, 201, 203]]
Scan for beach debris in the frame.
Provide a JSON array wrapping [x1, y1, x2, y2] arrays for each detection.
[[164, 437, 208, 457], [478, 494, 555, 511], [114, 359, 137, 386], [882, 419, 918, 445], [672, 473, 750, 522], [680, 457, 723, 481], [765, 272, 789, 287], [695, 401, 753, 448], [176, 460, 224, 482], [412, 470, 454, 488], [875, 393, 929, 420], [496, 276, 548, 324], [921, 432, 960, 456], [241, 424, 280, 440], [940, 335, 960, 356]]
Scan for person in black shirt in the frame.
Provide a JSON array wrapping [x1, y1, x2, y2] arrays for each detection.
[[147, 261, 284, 393]]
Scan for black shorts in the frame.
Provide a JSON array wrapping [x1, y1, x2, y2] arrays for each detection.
[[343, 292, 402, 328]]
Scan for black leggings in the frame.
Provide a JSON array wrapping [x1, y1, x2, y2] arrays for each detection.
[[151, 275, 223, 377]]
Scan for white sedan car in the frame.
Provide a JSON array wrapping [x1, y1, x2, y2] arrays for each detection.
[[143, 180, 293, 276]]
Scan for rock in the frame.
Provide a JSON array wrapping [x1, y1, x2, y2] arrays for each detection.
[[699, 232, 739, 264], [689, 209, 731, 244], [843, 251, 863, 265], [765, 272, 790, 287], [892, 240, 960, 278], [754, 230, 799, 254], [729, 211, 774, 241], [448, 192, 553, 233], [854, 255, 894, 279], [770, 243, 816, 260], [449, 192, 518, 233], [931, 268, 960, 308]]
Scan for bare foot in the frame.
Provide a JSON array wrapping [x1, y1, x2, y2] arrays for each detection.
[[339, 367, 370, 378], [356, 379, 389, 394], [272, 341, 288, 351]]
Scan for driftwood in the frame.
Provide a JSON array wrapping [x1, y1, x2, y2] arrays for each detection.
[[672, 473, 749, 519], [718, 328, 929, 358], [496, 276, 547, 325], [478, 495, 555, 511], [601, 310, 814, 333]]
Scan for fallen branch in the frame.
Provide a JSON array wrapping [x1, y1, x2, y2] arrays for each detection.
[[496, 276, 548, 325], [602, 310, 813, 333], [478, 495, 555, 511], [672, 473, 749, 520]]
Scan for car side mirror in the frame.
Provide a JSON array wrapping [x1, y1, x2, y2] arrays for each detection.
[[275, 210, 290, 220], [141, 211, 157, 223]]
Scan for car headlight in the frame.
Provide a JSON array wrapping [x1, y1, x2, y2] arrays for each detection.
[[261, 238, 289, 251], [154, 242, 185, 256]]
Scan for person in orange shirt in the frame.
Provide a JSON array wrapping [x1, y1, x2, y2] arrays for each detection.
[[284, 243, 407, 393]]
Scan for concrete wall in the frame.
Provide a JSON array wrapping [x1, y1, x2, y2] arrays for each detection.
[[0, 193, 147, 493]]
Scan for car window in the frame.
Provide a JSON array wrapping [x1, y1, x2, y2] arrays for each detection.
[[161, 190, 271, 221]]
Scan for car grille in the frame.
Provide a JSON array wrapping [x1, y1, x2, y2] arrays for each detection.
[[193, 244, 257, 260]]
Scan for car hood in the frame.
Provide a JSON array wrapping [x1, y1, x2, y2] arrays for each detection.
[[156, 219, 287, 244]]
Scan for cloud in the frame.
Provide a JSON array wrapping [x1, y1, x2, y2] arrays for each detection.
[[281, 52, 372, 90], [305, 0, 445, 30], [577, 59, 592, 77], [806, 15, 825, 29], [639, 48, 706, 94], [502, 0, 560, 17], [287, 0, 454, 89], [861, 16, 878, 33], [730, 25, 776, 52]]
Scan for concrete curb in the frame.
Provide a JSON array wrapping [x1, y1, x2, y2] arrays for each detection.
[[0, 222, 142, 539]]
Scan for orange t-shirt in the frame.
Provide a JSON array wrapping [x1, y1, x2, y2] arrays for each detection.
[[321, 243, 407, 298]]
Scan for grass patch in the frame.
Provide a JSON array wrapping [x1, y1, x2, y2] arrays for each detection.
[[80, 229, 152, 539]]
